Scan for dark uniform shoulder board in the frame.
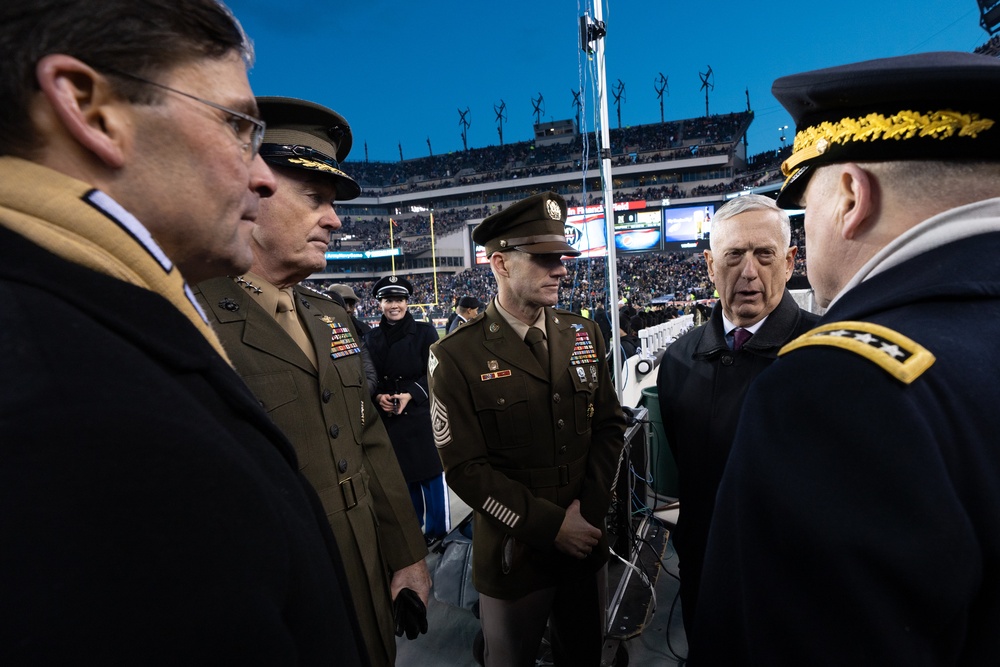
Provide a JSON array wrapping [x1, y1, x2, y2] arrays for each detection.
[[779, 320, 935, 385]]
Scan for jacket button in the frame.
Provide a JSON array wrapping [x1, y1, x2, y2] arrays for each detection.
[[552, 393, 561, 403], [338, 459, 348, 473], [322, 389, 332, 402], [497, 398, 505, 405], [721, 354, 734, 366], [329, 424, 340, 438], [559, 445, 567, 453], [557, 419, 565, 429]]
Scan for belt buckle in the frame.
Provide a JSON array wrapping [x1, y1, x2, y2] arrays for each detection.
[[340, 476, 358, 510]]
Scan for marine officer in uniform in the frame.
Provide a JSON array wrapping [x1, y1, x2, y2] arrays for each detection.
[[428, 192, 627, 666], [693, 52, 1000, 664], [196, 97, 429, 666]]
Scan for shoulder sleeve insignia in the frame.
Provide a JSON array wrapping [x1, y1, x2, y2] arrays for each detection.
[[779, 321, 935, 384]]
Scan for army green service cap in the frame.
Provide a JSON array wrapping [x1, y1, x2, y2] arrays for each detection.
[[472, 191, 580, 257], [256, 96, 361, 201]]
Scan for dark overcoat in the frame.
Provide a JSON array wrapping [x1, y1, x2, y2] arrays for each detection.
[[0, 224, 365, 665], [364, 315, 443, 483], [656, 289, 818, 628], [428, 301, 627, 599], [693, 229, 1000, 665]]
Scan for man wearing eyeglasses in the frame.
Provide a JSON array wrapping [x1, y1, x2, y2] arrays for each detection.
[[0, 1, 366, 664], [197, 97, 432, 666]]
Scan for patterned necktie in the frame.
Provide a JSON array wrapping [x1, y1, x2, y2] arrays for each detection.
[[733, 327, 753, 351], [524, 326, 549, 370], [276, 289, 317, 367]]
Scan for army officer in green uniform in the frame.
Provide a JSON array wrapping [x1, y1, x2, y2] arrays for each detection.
[[196, 97, 429, 666], [428, 192, 626, 666]]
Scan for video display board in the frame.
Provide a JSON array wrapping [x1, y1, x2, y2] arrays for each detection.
[[662, 203, 716, 251], [614, 208, 662, 252]]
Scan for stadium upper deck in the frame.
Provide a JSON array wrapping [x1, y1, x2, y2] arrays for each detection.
[[322, 109, 789, 279]]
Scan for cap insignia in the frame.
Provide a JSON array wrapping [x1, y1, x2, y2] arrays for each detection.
[[389, 275, 398, 283], [545, 199, 561, 220]]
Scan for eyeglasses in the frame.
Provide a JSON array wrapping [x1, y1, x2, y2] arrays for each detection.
[[102, 67, 266, 161]]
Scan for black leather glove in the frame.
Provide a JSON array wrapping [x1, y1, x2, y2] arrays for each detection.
[[393, 587, 428, 640]]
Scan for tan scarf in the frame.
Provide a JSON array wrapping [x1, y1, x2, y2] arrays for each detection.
[[0, 156, 232, 363]]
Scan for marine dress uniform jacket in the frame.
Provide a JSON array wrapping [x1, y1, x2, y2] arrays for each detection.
[[196, 278, 427, 667], [428, 301, 627, 599], [364, 314, 443, 484], [0, 161, 365, 665], [694, 207, 1000, 665], [656, 289, 818, 628]]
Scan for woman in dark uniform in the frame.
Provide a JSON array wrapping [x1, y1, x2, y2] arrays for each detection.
[[364, 276, 450, 543]]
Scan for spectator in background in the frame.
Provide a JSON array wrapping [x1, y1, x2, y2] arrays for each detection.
[[694, 51, 1000, 664], [656, 194, 818, 635], [446, 294, 482, 333], [0, 1, 365, 663], [330, 283, 373, 335], [365, 276, 450, 546], [196, 97, 431, 664], [619, 316, 642, 359]]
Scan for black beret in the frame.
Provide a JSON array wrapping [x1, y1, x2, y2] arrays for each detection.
[[256, 96, 361, 201], [457, 296, 481, 309], [772, 51, 1000, 208], [372, 275, 412, 300], [472, 192, 580, 257]]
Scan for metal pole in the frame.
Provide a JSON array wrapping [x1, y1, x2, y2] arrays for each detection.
[[592, 1, 624, 403]]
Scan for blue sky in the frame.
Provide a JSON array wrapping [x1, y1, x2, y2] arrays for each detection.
[[227, 0, 988, 164]]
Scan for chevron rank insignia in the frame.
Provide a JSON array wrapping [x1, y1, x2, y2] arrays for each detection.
[[779, 321, 935, 384]]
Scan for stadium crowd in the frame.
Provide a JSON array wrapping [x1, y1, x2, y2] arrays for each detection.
[[308, 221, 807, 327], [343, 111, 753, 196]]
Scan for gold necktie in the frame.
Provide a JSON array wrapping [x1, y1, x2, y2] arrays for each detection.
[[275, 289, 317, 367], [524, 326, 549, 371]]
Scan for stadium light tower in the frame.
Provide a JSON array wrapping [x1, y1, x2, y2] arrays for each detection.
[[654, 73, 669, 123], [531, 93, 545, 126], [612, 79, 626, 129], [458, 107, 471, 152], [494, 100, 507, 145], [778, 125, 789, 148], [699, 66, 714, 117]]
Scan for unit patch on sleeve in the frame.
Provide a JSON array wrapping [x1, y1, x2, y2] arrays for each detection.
[[779, 320, 935, 384]]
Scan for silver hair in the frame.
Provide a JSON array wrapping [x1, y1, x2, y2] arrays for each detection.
[[709, 194, 791, 252]]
